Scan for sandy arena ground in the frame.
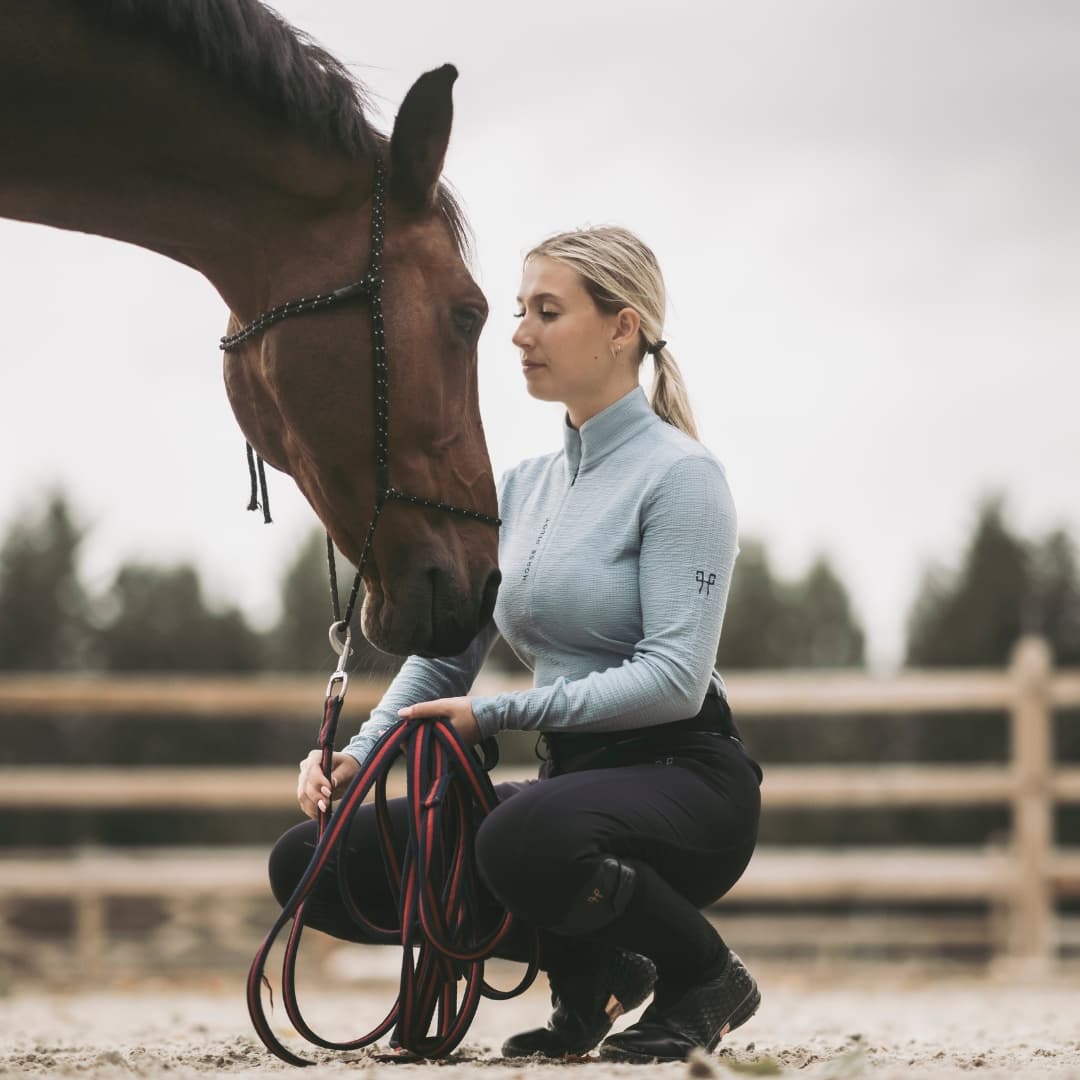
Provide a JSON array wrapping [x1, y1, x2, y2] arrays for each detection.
[[1, 965, 1078, 1079]]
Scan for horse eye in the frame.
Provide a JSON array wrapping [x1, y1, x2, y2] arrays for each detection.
[[452, 306, 483, 339]]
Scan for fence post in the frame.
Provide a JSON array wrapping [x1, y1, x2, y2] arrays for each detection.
[[1006, 635, 1054, 973], [74, 889, 106, 982]]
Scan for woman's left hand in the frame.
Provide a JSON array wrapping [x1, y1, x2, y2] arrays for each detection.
[[398, 697, 481, 746]]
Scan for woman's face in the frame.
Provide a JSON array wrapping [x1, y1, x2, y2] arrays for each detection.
[[512, 255, 623, 408]]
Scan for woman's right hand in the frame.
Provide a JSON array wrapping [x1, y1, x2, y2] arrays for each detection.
[[296, 749, 361, 820]]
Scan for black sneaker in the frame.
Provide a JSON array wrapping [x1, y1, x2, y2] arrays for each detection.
[[598, 950, 759, 1063], [501, 947, 657, 1059]]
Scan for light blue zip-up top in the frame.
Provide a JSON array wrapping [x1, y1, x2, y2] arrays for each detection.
[[343, 384, 738, 765]]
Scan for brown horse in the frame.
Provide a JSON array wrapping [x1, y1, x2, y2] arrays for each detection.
[[0, 0, 500, 658]]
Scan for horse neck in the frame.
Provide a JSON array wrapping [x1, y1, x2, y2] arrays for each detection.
[[0, 2, 372, 318]]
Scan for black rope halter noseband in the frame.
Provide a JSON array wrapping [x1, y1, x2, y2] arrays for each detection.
[[220, 157, 501, 636]]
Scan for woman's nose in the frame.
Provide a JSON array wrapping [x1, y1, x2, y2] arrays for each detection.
[[511, 319, 531, 349]]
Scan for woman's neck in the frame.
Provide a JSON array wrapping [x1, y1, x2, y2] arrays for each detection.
[[565, 379, 641, 430]]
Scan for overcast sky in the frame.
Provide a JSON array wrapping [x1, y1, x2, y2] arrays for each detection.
[[1, 0, 1076, 669]]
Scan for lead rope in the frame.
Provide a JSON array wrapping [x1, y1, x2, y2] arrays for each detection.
[[246, 693, 539, 1065]]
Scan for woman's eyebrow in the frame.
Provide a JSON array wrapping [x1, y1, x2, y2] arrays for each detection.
[[515, 291, 563, 305]]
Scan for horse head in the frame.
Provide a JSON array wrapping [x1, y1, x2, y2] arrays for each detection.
[[223, 66, 500, 659]]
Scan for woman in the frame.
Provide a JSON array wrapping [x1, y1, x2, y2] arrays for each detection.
[[274, 226, 763, 1063]]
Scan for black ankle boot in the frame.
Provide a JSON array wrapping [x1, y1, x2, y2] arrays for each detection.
[[599, 950, 759, 1063], [501, 947, 657, 1059]]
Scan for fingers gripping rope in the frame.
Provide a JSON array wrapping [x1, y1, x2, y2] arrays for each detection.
[[247, 709, 540, 1065]]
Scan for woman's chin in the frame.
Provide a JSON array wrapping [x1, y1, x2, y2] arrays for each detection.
[[524, 381, 558, 402]]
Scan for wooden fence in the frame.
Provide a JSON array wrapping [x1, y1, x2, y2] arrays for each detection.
[[1, 636, 1078, 980]]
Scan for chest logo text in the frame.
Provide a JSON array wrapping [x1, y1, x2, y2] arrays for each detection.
[[521, 517, 551, 583]]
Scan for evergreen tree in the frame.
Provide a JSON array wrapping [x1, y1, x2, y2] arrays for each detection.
[[717, 540, 865, 669], [792, 556, 866, 667], [0, 492, 90, 670], [716, 541, 790, 669], [97, 563, 263, 672], [906, 497, 1029, 667], [1028, 529, 1080, 666]]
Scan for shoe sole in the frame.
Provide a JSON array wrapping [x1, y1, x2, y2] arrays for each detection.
[[599, 982, 761, 1064]]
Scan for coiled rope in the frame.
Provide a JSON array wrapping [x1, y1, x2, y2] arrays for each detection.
[[246, 686, 539, 1065]]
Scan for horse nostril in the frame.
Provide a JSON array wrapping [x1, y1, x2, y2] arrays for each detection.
[[479, 569, 501, 623]]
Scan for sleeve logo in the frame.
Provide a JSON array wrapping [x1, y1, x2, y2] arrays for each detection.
[[696, 570, 717, 597]]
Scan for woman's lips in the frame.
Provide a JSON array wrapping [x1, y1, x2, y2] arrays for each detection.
[[522, 362, 544, 372]]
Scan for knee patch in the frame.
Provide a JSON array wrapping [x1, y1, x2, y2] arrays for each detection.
[[549, 857, 637, 936]]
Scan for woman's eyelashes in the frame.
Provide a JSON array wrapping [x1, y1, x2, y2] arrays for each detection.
[[513, 308, 559, 320]]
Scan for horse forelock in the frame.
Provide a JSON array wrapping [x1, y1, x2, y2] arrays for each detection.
[[83, 1, 472, 259]]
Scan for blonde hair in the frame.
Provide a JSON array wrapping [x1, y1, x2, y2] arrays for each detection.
[[526, 226, 699, 441]]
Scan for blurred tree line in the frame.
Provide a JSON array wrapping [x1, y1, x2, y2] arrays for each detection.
[[2, 489, 1078, 675], [0, 492, 401, 676]]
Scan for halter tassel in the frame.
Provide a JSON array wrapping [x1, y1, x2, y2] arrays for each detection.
[[245, 442, 273, 524]]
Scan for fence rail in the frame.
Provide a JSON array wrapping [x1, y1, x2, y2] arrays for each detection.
[[1, 635, 1079, 979], [3, 762, 1079, 811]]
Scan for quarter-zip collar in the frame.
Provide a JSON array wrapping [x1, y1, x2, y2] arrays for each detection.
[[562, 385, 654, 483]]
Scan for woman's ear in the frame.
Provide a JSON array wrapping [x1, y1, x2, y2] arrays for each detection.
[[389, 64, 457, 210], [611, 306, 641, 351]]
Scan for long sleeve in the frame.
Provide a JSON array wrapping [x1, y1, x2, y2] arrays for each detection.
[[341, 616, 501, 765], [469, 454, 737, 736]]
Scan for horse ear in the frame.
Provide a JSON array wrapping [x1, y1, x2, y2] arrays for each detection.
[[389, 64, 457, 210]]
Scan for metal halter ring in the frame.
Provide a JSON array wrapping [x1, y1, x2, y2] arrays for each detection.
[[329, 621, 353, 662]]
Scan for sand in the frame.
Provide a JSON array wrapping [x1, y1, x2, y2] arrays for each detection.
[[1, 965, 1078, 1079]]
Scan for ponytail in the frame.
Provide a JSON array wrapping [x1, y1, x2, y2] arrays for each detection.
[[649, 346, 699, 441]]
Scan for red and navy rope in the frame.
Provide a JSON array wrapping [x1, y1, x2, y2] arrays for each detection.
[[246, 710, 539, 1065]]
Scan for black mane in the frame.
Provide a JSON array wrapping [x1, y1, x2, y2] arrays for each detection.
[[86, 0, 471, 254]]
